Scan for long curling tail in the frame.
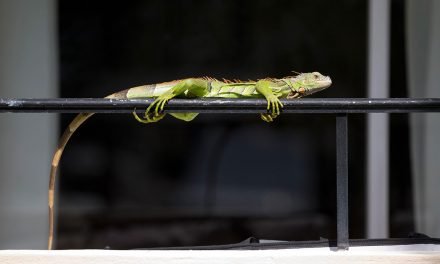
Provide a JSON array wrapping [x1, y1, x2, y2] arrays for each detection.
[[48, 113, 93, 250], [48, 89, 128, 250]]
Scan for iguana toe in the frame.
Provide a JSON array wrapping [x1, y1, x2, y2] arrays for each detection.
[[260, 113, 273, 122]]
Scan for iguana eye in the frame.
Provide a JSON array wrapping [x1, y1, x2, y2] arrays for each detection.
[[313, 73, 320, 79]]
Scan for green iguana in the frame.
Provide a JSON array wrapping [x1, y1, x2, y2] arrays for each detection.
[[47, 72, 331, 249]]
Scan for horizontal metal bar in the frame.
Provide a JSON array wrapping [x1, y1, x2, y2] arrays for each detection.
[[1, 98, 440, 113]]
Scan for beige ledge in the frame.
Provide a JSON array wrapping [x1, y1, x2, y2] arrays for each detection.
[[1, 245, 440, 264]]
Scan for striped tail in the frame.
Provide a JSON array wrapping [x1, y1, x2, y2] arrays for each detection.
[[48, 89, 128, 250]]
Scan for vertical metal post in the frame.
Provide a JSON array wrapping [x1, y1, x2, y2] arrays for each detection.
[[336, 114, 349, 250]]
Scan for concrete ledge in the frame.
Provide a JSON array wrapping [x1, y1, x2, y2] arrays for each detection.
[[1, 245, 440, 264]]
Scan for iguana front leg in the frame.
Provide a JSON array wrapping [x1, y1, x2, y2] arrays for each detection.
[[255, 80, 284, 122], [133, 78, 208, 123]]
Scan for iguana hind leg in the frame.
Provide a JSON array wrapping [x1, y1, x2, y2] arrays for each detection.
[[138, 78, 208, 123]]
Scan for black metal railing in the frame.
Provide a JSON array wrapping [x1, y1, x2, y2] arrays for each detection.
[[2, 98, 440, 113], [2, 97, 440, 250]]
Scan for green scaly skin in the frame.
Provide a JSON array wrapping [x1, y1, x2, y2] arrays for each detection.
[[47, 71, 331, 249], [130, 71, 332, 123]]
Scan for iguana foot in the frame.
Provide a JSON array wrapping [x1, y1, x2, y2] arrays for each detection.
[[133, 110, 165, 123], [145, 94, 173, 117], [266, 95, 283, 116], [133, 94, 173, 123]]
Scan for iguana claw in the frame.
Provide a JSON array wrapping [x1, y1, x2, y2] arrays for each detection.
[[261, 113, 273, 122], [133, 110, 165, 123], [260, 112, 279, 122]]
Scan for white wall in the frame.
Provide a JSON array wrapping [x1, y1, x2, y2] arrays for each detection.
[[0, 0, 58, 248], [407, 0, 440, 237], [367, 0, 390, 239]]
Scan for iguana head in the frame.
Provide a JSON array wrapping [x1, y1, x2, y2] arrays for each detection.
[[283, 72, 332, 98]]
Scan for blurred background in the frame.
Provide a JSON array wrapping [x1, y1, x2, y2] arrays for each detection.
[[0, 0, 439, 249]]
